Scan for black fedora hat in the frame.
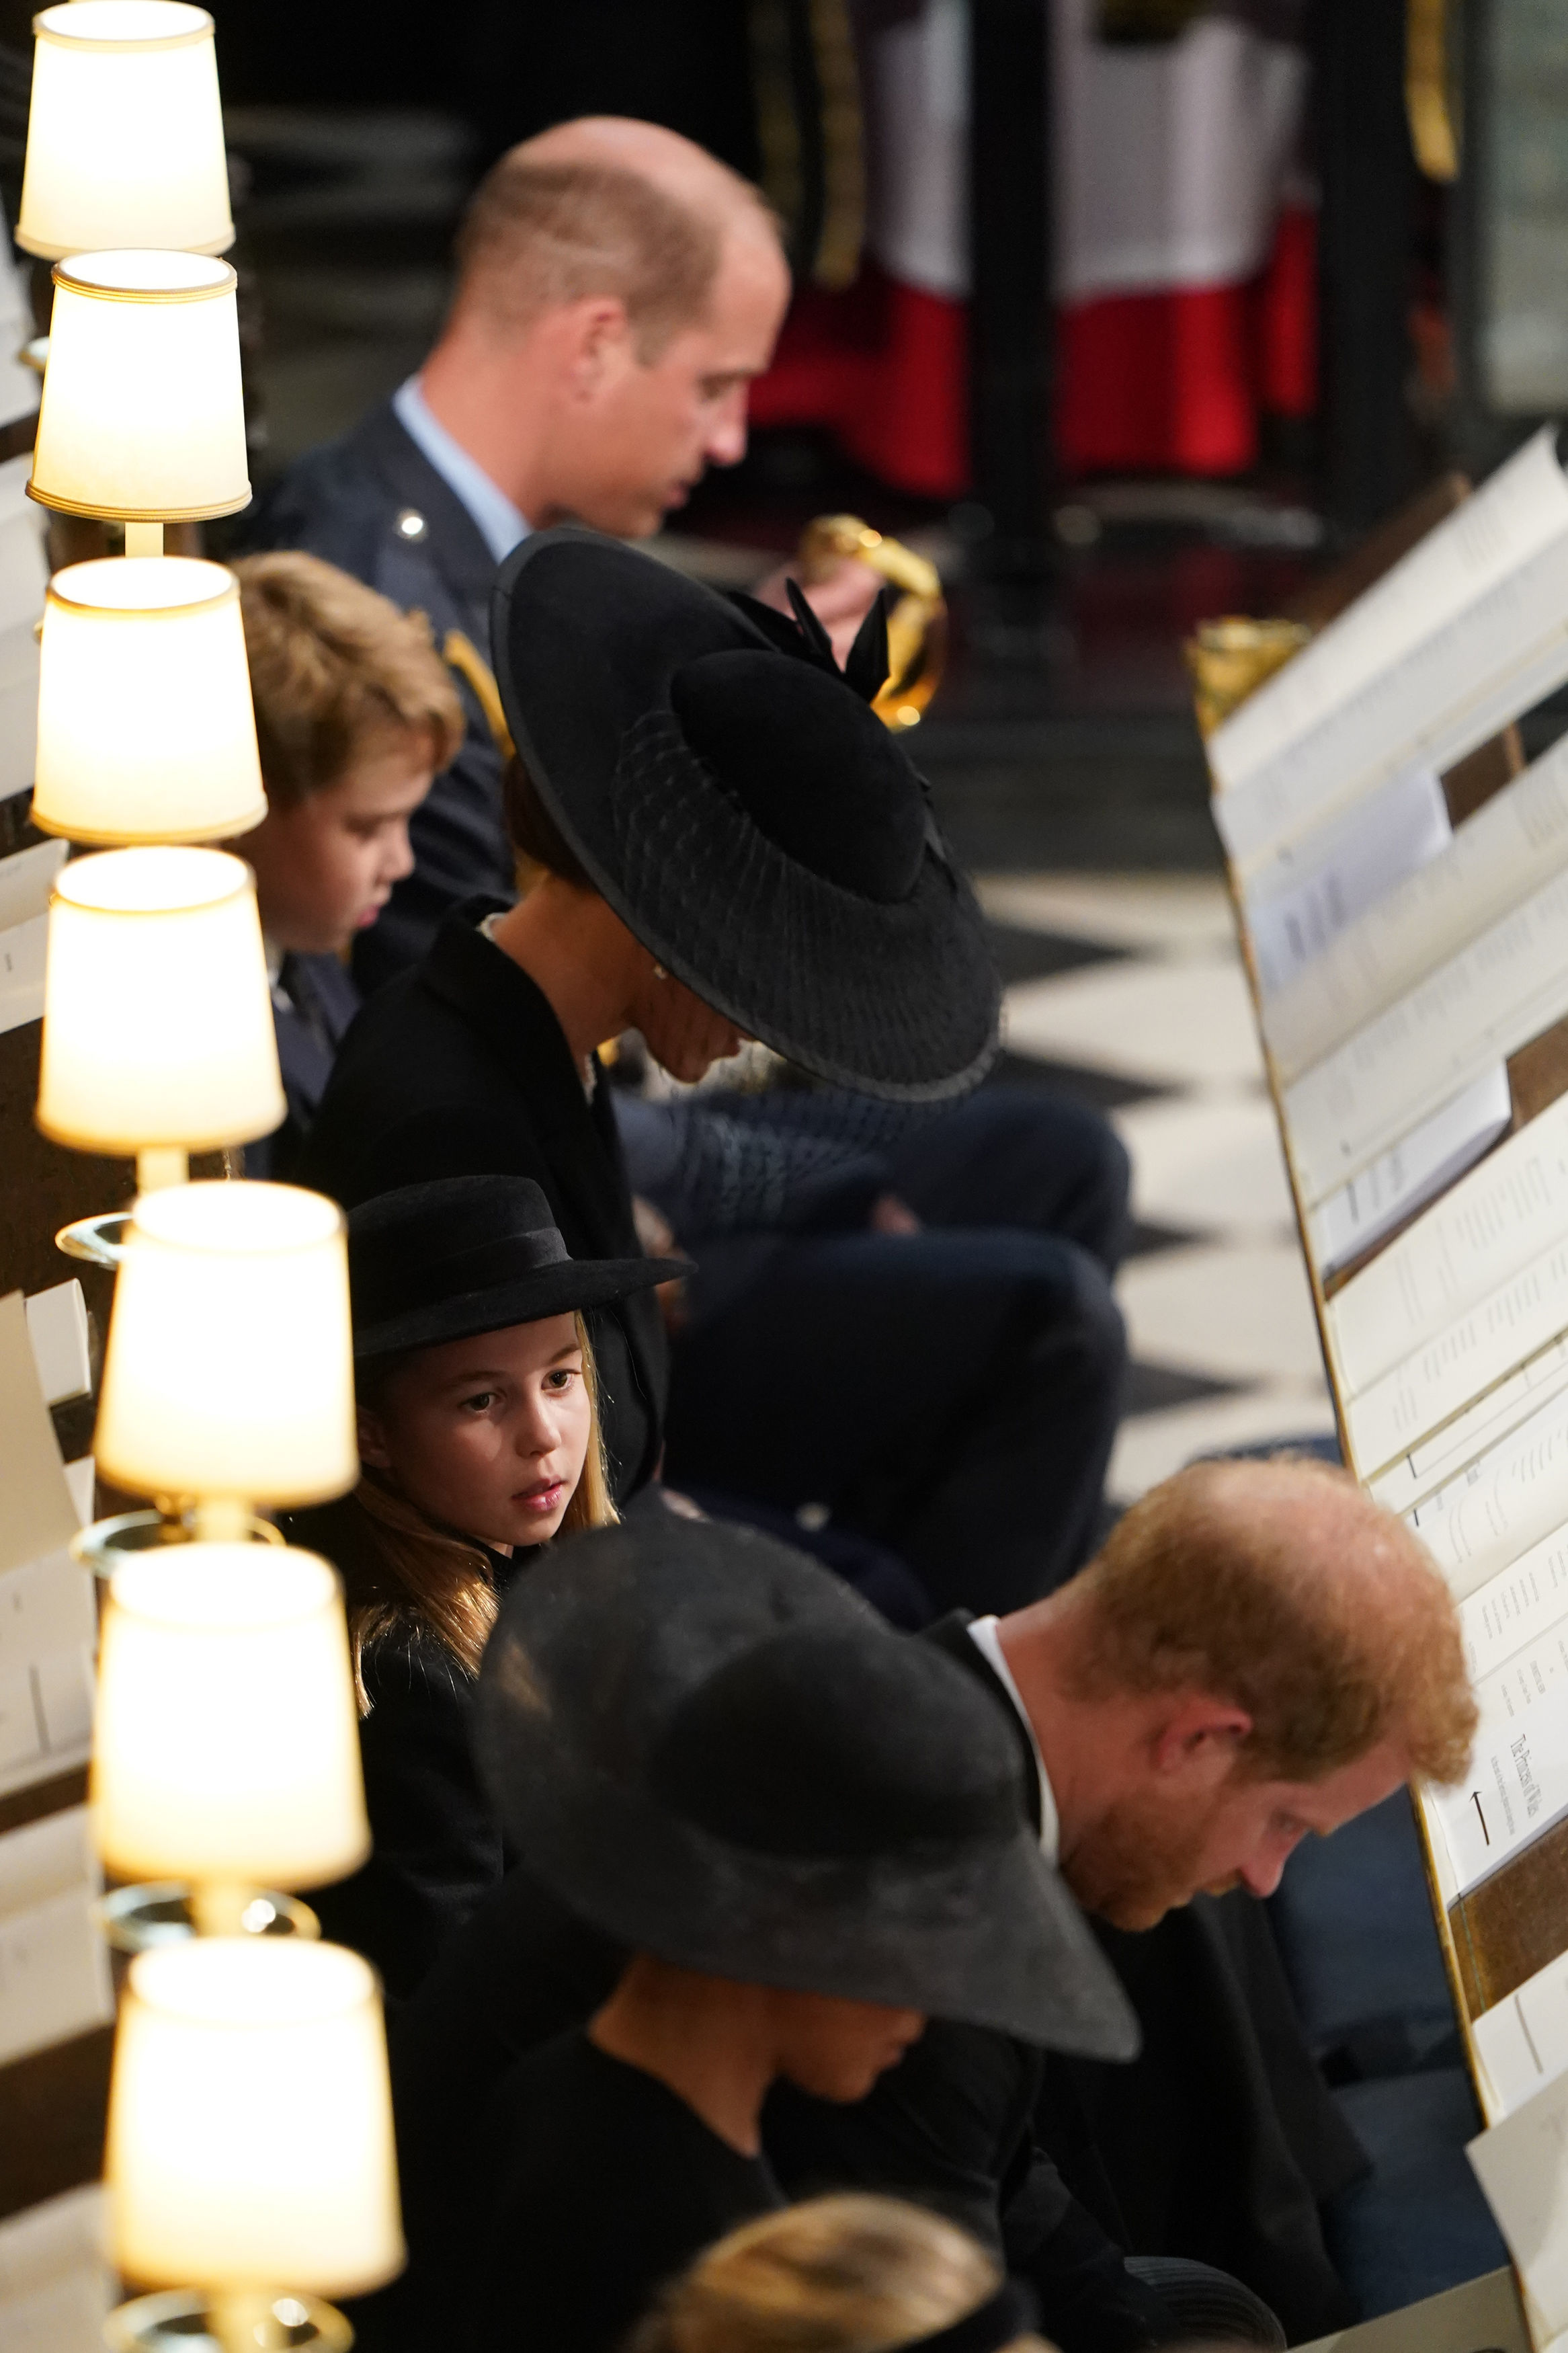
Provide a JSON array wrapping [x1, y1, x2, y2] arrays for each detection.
[[491, 530, 1001, 1104], [348, 1174, 684, 1362], [474, 1515, 1137, 2058]]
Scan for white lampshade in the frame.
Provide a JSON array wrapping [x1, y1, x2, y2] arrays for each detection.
[[95, 1181, 357, 1509], [30, 249, 248, 522], [17, 3, 233, 261], [38, 846, 282, 1155], [108, 1939, 404, 2296], [93, 1544, 369, 1888], [32, 558, 265, 846]]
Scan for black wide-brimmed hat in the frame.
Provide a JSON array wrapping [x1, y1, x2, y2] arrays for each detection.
[[474, 1515, 1137, 2057], [491, 530, 1001, 1103], [347, 1174, 684, 1361]]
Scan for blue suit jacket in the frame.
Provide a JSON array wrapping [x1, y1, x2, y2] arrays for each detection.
[[241, 402, 513, 989]]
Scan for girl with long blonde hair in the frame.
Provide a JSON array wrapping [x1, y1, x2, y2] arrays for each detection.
[[288, 1170, 680, 1998]]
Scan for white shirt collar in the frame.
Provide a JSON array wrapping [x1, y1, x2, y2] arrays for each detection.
[[967, 1616, 1060, 1864], [392, 375, 530, 567]]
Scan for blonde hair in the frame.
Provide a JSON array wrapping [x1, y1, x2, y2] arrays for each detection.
[[231, 550, 465, 808], [343, 1312, 617, 1708], [630, 2196, 1050, 2353], [455, 151, 770, 356]]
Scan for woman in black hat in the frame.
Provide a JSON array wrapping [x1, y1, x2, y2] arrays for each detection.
[[289, 1170, 681, 1998], [426, 1515, 1133, 2353], [299, 534, 1000, 1507]]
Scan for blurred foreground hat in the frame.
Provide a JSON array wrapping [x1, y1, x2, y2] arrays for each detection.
[[491, 530, 999, 1103], [348, 1174, 683, 1361], [474, 1515, 1137, 2057]]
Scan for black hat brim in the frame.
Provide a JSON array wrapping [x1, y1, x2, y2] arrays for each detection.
[[354, 1254, 686, 1363], [492, 532, 1001, 1105], [476, 1517, 1138, 2061]]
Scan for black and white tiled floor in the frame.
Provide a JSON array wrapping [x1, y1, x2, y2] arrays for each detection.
[[979, 873, 1336, 1504]]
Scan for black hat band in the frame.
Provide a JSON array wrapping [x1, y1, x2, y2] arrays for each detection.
[[360, 1224, 572, 1321], [897, 2281, 1038, 2353]]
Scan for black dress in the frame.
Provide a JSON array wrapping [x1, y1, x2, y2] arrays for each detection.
[[287, 1495, 536, 2001], [300, 906, 667, 1505], [472, 2032, 782, 2353]]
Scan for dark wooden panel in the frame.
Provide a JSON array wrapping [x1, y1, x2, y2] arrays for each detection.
[[0, 1765, 88, 1842], [0, 2026, 112, 2222], [1283, 474, 1469, 629], [1444, 722, 1527, 828], [0, 1014, 132, 1325], [1450, 1817, 1568, 2016], [1508, 1016, 1568, 1133]]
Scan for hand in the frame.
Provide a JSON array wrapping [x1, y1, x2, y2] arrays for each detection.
[[631, 1195, 691, 1333], [869, 1191, 922, 1236], [630, 1195, 678, 1259], [753, 554, 884, 668]]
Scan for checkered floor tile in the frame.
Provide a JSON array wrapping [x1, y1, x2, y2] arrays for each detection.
[[978, 873, 1336, 1505]]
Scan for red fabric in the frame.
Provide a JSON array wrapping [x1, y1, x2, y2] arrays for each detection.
[[748, 207, 1318, 494], [747, 266, 968, 500]]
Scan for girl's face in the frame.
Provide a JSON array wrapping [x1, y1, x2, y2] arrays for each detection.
[[358, 1312, 593, 1551]]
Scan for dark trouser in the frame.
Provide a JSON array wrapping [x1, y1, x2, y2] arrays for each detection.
[[664, 1089, 1129, 1616]]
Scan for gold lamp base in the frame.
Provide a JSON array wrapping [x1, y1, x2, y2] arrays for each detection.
[[106, 2289, 352, 2353], [98, 1882, 320, 1956]]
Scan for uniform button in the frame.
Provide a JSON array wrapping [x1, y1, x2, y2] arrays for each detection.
[[395, 508, 428, 541]]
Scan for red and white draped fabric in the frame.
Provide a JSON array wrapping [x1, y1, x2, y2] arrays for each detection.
[[750, 0, 1317, 493]]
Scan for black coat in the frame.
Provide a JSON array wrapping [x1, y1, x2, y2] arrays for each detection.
[[362, 1622, 1181, 2353], [283, 1495, 538, 2003], [365, 1613, 1364, 2352], [299, 904, 668, 1503], [240, 401, 512, 987], [921, 1617, 1364, 2344]]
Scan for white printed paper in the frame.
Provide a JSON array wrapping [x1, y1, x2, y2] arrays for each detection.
[[1245, 764, 1451, 1000], [1309, 1067, 1510, 1287], [0, 1292, 83, 1581], [1265, 726, 1568, 1084], [1403, 1382, 1568, 1600], [0, 1809, 110, 2071], [1283, 863, 1568, 1207], [1212, 426, 1568, 797], [1371, 1336, 1568, 1519], [24, 1282, 89, 1410], [1345, 1236, 1568, 1477], [1430, 1636, 1568, 1893], [0, 910, 46, 1039], [0, 840, 65, 936], [0, 2186, 111, 2353], [0, 1542, 96, 1801], [1462, 1527, 1568, 1685], [1469, 2069, 1568, 2336], [1216, 524, 1568, 875], [1329, 1090, 1568, 1396], [1475, 1952, 1568, 2118]]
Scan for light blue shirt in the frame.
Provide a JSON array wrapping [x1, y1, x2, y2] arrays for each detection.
[[392, 375, 530, 567]]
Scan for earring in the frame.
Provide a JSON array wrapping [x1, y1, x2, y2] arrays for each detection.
[[653, 963, 669, 981]]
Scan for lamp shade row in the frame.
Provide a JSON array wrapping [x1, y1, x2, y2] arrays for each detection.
[[30, 249, 249, 522], [32, 557, 265, 844], [108, 1938, 404, 2297], [95, 1180, 357, 1509], [93, 1544, 370, 1888], [38, 846, 282, 1154], [18, 2, 233, 261]]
